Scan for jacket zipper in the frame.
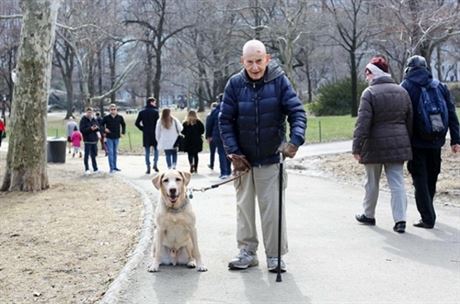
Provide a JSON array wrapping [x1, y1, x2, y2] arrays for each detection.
[[254, 82, 260, 163]]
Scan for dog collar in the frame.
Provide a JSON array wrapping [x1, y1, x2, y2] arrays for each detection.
[[166, 199, 189, 213]]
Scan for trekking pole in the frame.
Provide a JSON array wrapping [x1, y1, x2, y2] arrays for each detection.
[[276, 151, 284, 282]]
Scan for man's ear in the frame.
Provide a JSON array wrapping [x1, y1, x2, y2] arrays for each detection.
[[152, 173, 163, 190], [240, 56, 244, 65], [180, 171, 192, 186], [265, 54, 271, 63]]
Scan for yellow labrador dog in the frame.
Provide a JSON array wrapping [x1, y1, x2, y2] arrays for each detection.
[[148, 169, 207, 272]]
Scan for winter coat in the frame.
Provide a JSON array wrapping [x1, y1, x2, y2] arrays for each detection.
[[401, 67, 460, 149], [155, 117, 183, 151], [352, 76, 413, 164], [205, 106, 221, 142], [135, 104, 160, 147], [182, 120, 205, 153], [102, 114, 126, 139], [219, 62, 307, 166], [71, 130, 83, 148], [79, 116, 100, 143], [66, 120, 78, 137]]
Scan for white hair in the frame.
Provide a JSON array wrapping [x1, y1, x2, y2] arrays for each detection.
[[242, 40, 267, 56]]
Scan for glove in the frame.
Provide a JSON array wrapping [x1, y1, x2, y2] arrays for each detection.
[[280, 143, 298, 158], [228, 154, 251, 172]]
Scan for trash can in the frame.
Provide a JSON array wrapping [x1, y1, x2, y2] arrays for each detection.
[[47, 137, 66, 163]]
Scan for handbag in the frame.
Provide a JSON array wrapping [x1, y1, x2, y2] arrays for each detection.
[[173, 120, 185, 151]]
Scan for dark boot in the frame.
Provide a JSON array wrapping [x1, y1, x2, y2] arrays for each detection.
[[146, 166, 151, 174], [190, 165, 194, 173]]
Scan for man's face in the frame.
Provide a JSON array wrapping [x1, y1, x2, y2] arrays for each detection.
[[241, 50, 270, 81], [86, 110, 93, 118], [110, 107, 117, 115]]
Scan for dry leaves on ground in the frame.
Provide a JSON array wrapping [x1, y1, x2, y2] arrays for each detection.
[[0, 156, 142, 304], [289, 145, 460, 205]]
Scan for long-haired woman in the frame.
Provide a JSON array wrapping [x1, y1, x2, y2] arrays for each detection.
[[182, 110, 205, 173], [155, 108, 183, 169]]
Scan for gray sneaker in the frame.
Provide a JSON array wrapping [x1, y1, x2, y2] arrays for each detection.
[[228, 249, 258, 270], [267, 256, 287, 273]]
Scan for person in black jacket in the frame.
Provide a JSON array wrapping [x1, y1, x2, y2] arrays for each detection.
[[205, 95, 231, 178], [135, 97, 160, 174], [401, 55, 460, 229], [102, 104, 126, 173], [219, 39, 306, 273], [181, 110, 205, 174], [79, 107, 100, 174]]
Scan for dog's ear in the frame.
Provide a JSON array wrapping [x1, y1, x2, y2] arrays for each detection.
[[180, 171, 192, 186], [152, 173, 163, 190]]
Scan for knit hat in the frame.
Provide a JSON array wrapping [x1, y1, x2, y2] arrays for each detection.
[[365, 56, 391, 79], [370, 56, 389, 72]]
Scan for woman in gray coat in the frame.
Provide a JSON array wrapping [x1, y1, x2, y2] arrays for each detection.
[[352, 55, 413, 233]]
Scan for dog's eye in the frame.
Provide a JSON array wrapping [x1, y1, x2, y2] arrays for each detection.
[[175, 178, 182, 182], [163, 178, 169, 183]]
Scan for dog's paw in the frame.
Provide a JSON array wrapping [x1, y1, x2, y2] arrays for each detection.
[[197, 265, 208, 272], [186, 261, 196, 268], [147, 263, 160, 272]]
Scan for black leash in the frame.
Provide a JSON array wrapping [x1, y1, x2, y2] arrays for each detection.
[[187, 170, 249, 199]]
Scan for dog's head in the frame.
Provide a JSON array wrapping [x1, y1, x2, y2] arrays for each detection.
[[152, 170, 192, 208]]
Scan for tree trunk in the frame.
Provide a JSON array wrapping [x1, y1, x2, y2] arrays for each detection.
[[2, 0, 60, 192], [153, 48, 162, 100], [350, 50, 358, 117]]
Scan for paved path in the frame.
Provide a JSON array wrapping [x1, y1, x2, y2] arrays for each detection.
[[2, 140, 459, 303], [97, 142, 459, 304]]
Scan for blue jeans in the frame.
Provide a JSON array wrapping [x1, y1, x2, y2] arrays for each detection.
[[84, 143, 98, 171], [164, 149, 177, 169], [209, 140, 217, 168], [106, 138, 119, 171], [145, 145, 159, 168], [217, 140, 231, 176]]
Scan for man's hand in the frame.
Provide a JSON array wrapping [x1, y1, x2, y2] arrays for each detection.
[[228, 154, 251, 172], [353, 154, 361, 161], [280, 143, 298, 158], [452, 144, 460, 153]]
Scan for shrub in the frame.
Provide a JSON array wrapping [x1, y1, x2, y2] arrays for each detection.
[[448, 83, 460, 106], [309, 78, 367, 116]]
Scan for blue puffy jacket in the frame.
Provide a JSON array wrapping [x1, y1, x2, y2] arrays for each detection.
[[219, 62, 306, 166], [401, 67, 460, 149]]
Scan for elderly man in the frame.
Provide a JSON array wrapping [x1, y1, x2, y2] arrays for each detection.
[[219, 39, 306, 273]]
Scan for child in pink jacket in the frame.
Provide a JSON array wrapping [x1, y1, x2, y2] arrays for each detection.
[[70, 126, 83, 158]]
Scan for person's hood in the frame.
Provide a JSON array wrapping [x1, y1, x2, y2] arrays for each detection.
[[403, 67, 433, 86], [240, 61, 285, 83]]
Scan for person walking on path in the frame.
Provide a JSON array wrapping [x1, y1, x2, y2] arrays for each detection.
[[401, 55, 460, 229], [181, 110, 205, 174], [79, 107, 100, 174], [353, 55, 413, 234], [205, 102, 218, 170], [102, 104, 126, 173], [0, 118, 5, 147], [95, 112, 107, 156], [66, 116, 78, 154], [155, 108, 183, 170], [219, 39, 306, 273], [206, 95, 231, 179], [135, 97, 160, 174], [70, 126, 83, 158]]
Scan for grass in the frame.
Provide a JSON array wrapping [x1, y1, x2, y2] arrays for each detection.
[[46, 106, 460, 152]]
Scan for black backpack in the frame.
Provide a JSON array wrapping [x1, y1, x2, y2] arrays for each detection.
[[416, 79, 449, 139]]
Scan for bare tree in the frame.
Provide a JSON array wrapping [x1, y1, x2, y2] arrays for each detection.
[[324, 0, 375, 117], [2, 0, 60, 192], [124, 0, 193, 100]]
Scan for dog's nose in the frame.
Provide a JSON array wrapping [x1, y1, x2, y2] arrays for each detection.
[[169, 188, 177, 195]]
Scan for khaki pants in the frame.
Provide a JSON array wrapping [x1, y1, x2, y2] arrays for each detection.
[[234, 164, 288, 257]]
